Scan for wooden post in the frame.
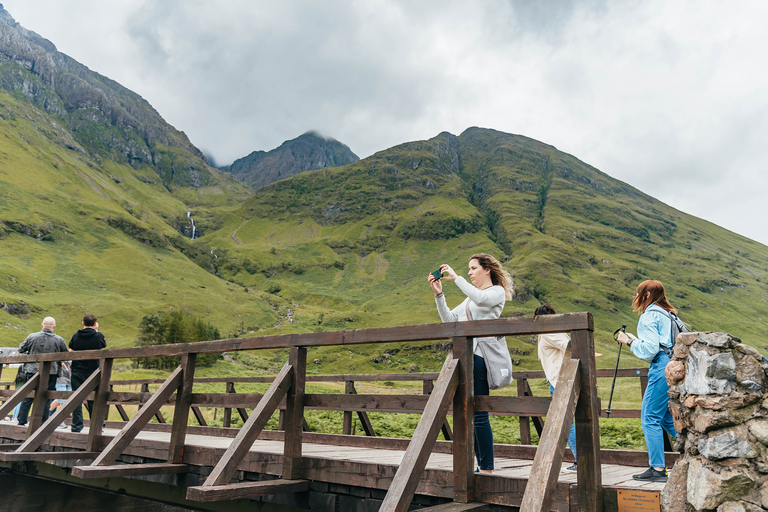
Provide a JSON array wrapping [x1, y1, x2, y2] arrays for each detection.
[[517, 378, 532, 444], [87, 359, 113, 452], [452, 336, 474, 504], [343, 380, 354, 435], [223, 381, 233, 427], [571, 321, 603, 512], [168, 353, 196, 463], [28, 362, 52, 435], [283, 346, 306, 480]]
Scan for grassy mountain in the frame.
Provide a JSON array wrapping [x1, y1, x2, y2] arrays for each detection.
[[222, 131, 360, 190], [1, 4, 766, 379], [0, 6, 277, 346], [202, 128, 768, 373]]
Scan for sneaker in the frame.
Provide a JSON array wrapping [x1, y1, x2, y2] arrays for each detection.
[[633, 467, 667, 482], [56, 423, 68, 430], [566, 464, 577, 471], [16, 422, 27, 427]]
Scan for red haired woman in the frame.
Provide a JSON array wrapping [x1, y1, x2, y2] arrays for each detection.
[[617, 280, 679, 482]]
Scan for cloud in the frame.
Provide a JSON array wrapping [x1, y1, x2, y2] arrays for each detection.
[[3, 0, 768, 245]]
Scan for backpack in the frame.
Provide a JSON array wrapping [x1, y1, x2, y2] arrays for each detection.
[[660, 310, 690, 358], [668, 311, 690, 344]]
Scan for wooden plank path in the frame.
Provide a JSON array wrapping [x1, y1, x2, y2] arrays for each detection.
[[0, 419, 664, 508]]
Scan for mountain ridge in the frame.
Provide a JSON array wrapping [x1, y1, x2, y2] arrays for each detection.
[[223, 130, 359, 189]]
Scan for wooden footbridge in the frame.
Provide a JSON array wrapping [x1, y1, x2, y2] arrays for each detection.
[[0, 313, 675, 511]]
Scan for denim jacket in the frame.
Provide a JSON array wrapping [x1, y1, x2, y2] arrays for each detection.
[[629, 304, 673, 363]]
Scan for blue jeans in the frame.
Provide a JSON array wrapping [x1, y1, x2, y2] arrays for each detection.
[[549, 383, 577, 459], [16, 372, 57, 425], [474, 355, 494, 470], [642, 352, 677, 468]]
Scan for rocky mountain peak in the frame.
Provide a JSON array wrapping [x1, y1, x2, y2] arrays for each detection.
[[224, 131, 360, 189], [0, 4, 216, 189]]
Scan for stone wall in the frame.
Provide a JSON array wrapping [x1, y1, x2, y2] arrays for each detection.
[[662, 332, 768, 512]]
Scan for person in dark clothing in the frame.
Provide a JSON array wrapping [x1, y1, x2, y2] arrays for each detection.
[[69, 314, 106, 433], [16, 317, 68, 426]]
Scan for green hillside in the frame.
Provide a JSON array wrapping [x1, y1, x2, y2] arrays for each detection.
[[198, 128, 768, 373], [2, 0, 766, 376], [0, 89, 274, 345]]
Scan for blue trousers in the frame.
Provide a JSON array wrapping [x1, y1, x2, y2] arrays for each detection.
[[474, 355, 494, 470], [16, 372, 57, 425], [642, 352, 677, 468], [549, 383, 577, 459]]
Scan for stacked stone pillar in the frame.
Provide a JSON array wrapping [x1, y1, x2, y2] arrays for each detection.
[[663, 332, 768, 511]]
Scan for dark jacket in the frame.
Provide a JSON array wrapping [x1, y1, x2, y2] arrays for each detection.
[[69, 328, 106, 374], [18, 329, 68, 374]]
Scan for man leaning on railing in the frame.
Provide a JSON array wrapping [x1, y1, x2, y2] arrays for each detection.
[[16, 316, 68, 426]]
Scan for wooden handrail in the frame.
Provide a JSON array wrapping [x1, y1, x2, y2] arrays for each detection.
[[1, 313, 605, 511], [0, 313, 592, 365]]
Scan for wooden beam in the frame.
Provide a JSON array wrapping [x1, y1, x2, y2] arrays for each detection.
[[28, 361, 53, 435], [282, 347, 306, 480], [0, 451, 100, 461], [571, 326, 603, 512], [71, 463, 188, 479], [342, 381, 354, 435], [379, 355, 459, 512], [89, 364, 183, 467], [203, 362, 293, 487], [87, 359, 113, 452], [0, 443, 22, 452], [0, 371, 39, 419], [187, 479, 309, 502], [519, 358, 580, 512], [223, 381, 233, 428], [517, 379, 532, 445], [17, 369, 101, 453], [168, 353, 196, 464], [414, 503, 489, 512], [0, 313, 593, 365], [452, 337, 474, 504], [191, 406, 207, 426]]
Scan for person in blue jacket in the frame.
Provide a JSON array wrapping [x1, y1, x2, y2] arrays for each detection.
[[616, 280, 678, 482]]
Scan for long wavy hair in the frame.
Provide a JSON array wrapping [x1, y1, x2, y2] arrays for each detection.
[[470, 253, 514, 300], [632, 280, 677, 314]]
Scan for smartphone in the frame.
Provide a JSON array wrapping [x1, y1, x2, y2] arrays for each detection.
[[431, 269, 443, 280]]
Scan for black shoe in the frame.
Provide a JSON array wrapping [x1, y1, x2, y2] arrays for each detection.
[[633, 467, 667, 482], [16, 422, 26, 427], [566, 464, 577, 471]]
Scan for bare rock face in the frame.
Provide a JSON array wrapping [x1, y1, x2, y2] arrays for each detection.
[[663, 332, 768, 511]]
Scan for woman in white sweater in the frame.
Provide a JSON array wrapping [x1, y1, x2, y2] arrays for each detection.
[[535, 304, 578, 471], [428, 253, 513, 474]]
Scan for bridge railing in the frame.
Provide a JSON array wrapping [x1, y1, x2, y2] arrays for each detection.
[[0, 312, 602, 512]]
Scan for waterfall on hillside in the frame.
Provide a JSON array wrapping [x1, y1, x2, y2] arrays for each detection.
[[187, 211, 196, 240]]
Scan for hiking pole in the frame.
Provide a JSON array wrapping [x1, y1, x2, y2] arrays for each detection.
[[606, 324, 626, 418]]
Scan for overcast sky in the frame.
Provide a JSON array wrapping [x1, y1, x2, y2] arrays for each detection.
[[4, 0, 768, 246]]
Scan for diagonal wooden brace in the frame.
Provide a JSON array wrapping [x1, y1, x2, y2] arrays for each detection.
[[199, 361, 294, 489], [0, 372, 39, 419], [379, 355, 459, 512], [519, 358, 580, 512], [88, 364, 183, 467], [16, 369, 102, 453]]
